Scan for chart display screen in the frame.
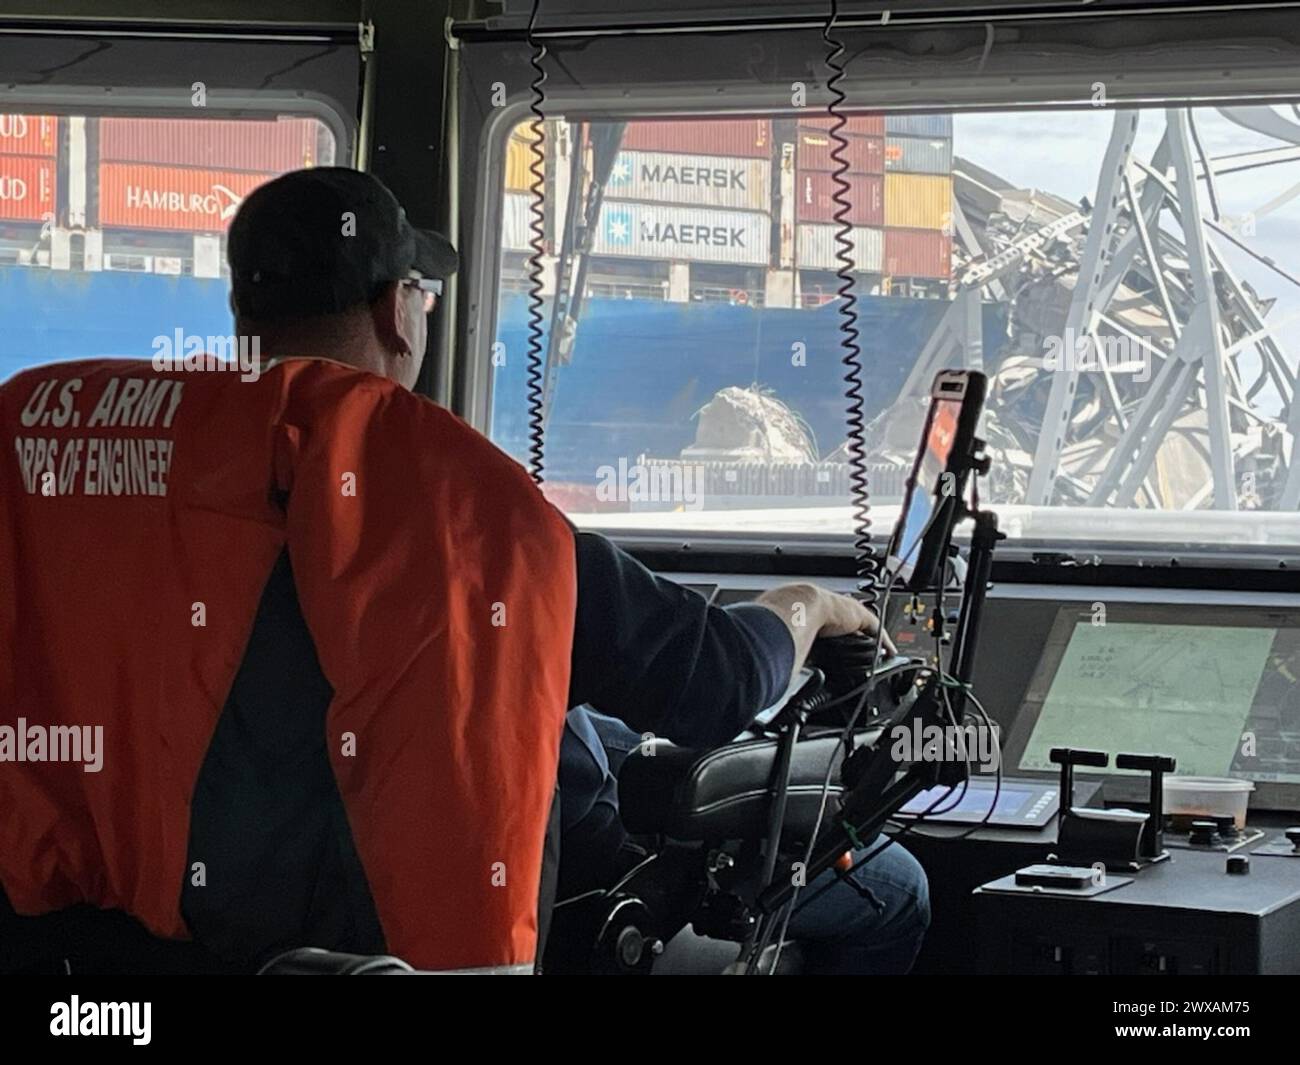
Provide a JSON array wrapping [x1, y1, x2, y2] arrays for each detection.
[[1007, 606, 1300, 784], [899, 785, 1034, 819]]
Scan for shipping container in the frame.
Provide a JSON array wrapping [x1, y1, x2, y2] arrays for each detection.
[[97, 164, 277, 232], [591, 201, 769, 265], [794, 171, 882, 226], [884, 113, 954, 138], [606, 150, 770, 211], [883, 135, 953, 175], [0, 114, 57, 157], [883, 172, 952, 230], [884, 227, 952, 278], [796, 224, 882, 273], [505, 125, 544, 192], [501, 191, 541, 251], [621, 119, 772, 159], [0, 155, 56, 222], [794, 130, 883, 175], [98, 117, 320, 174], [796, 113, 885, 137]]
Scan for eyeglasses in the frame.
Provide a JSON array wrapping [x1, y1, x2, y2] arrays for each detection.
[[401, 276, 443, 313]]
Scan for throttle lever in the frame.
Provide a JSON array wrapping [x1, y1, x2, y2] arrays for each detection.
[[807, 632, 880, 697]]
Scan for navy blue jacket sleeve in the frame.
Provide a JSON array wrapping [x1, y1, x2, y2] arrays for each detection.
[[568, 531, 796, 749]]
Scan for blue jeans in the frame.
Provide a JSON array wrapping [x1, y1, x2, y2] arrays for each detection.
[[784, 834, 930, 975], [572, 709, 931, 976]]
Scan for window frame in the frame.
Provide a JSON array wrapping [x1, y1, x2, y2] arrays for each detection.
[[454, 9, 1300, 573]]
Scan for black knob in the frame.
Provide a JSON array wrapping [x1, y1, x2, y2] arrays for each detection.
[[616, 927, 646, 969], [1213, 815, 1239, 839], [1226, 855, 1250, 876], [1285, 826, 1300, 851], [1190, 820, 1219, 846]]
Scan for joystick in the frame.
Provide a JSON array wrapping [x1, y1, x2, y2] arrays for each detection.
[[807, 631, 882, 697]]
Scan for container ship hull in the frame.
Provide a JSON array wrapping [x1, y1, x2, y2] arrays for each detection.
[[0, 273, 1006, 498], [491, 291, 1008, 488]]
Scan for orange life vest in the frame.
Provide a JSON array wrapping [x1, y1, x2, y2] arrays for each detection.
[[0, 357, 576, 970]]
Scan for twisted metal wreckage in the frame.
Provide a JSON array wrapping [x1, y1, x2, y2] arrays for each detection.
[[672, 107, 1300, 528]]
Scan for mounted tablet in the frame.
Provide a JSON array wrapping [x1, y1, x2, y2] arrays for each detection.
[[885, 370, 988, 592]]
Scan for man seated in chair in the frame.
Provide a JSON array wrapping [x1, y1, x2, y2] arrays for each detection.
[[559, 569, 931, 974], [0, 167, 925, 975]]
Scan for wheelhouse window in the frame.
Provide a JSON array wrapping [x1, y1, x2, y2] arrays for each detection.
[[0, 113, 338, 379], [488, 104, 1300, 558]]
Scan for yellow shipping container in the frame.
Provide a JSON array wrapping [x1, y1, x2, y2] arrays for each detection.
[[506, 126, 544, 192], [883, 173, 952, 230]]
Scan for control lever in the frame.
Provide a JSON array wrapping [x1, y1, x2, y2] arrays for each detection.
[[1115, 752, 1176, 861], [1048, 748, 1172, 870], [806, 632, 880, 698], [1050, 746, 1109, 825], [1050, 748, 1136, 869]]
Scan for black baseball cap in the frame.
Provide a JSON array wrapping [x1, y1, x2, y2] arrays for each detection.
[[228, 167, 458, 319]]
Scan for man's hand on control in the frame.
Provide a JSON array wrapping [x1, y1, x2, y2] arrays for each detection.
[[755, 583, 896, 676]]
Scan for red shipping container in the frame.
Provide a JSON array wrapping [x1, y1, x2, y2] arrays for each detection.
[[99, 117, 318, 173], [794, 131, 883, 175], [0, 114, 57, 157], [797, 113, 885, 137], [883, 227, 952, 279], [621, 119, 771, 159], [0, 155, 56, 222], [794, 171, 882, 226], [98, 164, 276, 232]]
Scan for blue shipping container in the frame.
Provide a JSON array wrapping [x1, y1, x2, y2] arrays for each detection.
[[883, 136, 953, 175], [884, 113, 954, 138]]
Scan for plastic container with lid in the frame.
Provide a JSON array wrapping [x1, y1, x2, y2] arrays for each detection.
[[1163, 776, 1254, 829]]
